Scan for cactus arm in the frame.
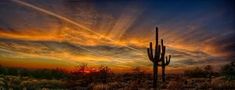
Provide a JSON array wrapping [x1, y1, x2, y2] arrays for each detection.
[[161, 40, 166, 55], [157, 45, 161, 62], [147, 42, 154, 62], [158, 56, 170, 66], [160, 46, 165, 61], [165, 55, 171, 65], [149, 42, 153, 59], [147, 48, 153, 62], [160, 39, 165, 59], [160, 39, 164, 49]]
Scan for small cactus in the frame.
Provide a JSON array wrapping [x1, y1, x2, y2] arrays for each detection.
[[158, 39, 171, 82]]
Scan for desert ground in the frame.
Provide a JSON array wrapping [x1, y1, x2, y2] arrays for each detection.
[[0, 63, 234, 90]]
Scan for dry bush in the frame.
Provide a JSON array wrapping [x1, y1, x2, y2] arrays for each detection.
[[167, 81, 184, 90], [92, 83, 110, 90], [212, 76, 235, 89]]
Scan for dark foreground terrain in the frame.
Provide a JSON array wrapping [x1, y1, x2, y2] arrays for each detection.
[[0, 63, 234, 90]]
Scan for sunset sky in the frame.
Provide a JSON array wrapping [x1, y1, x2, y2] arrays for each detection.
[[0, 0, 234, 73]]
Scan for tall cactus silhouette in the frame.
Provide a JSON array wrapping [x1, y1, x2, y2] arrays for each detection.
[[147, 27, 161, 89], [147, 27, 171, 89], [158, 39, 171, 82]]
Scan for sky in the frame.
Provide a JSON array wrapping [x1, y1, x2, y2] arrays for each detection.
[[0, 0, 234, 73]]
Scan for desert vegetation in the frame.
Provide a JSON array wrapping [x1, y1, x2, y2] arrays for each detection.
[[0, 62, 234, 90]]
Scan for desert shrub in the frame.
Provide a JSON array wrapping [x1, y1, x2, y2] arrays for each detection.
[[92, 83, 110, 90], [0, 66, 69, 79], [20, 79, 66, 89], [184, 67, 208, 78], [167, 81, 184, 89], [95, 65, 111, 83], [204, 65, 213, 79], [70, 64, 88, 80], [132, 67, 145, 80], [212, 78, 235, 89], [221, 62, 235, 80], [29, 68, 69, 79]]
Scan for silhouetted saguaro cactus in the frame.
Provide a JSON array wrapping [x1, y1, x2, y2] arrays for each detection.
[[147, 27, 161, 89], [158, 39, 171, 82], [147, 27, 171, 89]]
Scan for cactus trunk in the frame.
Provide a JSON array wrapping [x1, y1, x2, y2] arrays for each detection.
[[153, 63, 157, 88], [162, 66, 166, 82]]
